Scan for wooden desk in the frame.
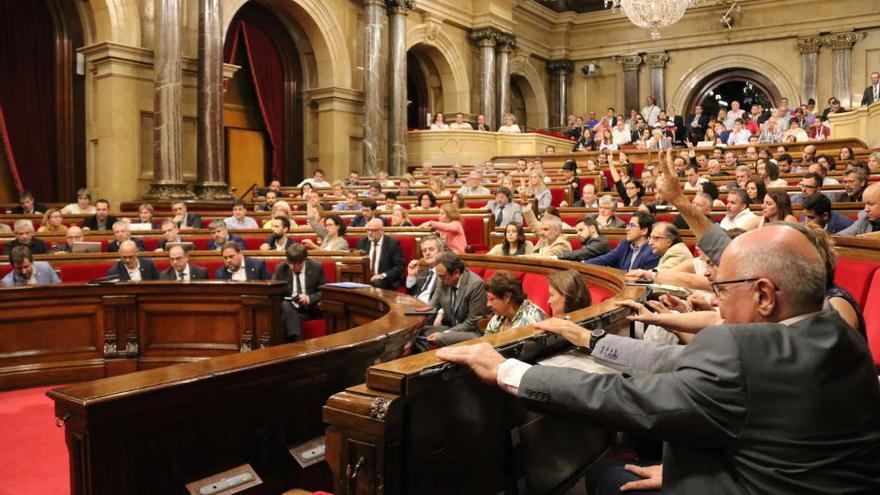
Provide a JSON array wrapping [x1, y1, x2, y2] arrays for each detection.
[[48, 285, 429, 495]]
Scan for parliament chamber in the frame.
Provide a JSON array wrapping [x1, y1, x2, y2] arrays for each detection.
[[2, 0, 880, 494]]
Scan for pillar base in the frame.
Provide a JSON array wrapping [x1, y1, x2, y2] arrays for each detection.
[[143, 182, 196, 200], [193, 182, 234, 200]]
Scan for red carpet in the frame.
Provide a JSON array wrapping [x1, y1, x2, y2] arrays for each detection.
[[0, 386, 69, 495]]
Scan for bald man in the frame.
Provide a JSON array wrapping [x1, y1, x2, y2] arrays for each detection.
[[439, 224, 880, 494], [106, 240, 159, 281], [355, 218, 405, 290], [836, 182, 880, 236]]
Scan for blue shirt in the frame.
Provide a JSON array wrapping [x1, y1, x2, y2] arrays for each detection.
[[585, 239, 660, 271]]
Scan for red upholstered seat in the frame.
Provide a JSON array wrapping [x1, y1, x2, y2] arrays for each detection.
[[608, 239, 620, 249], [201, 260, 225, 279], [301, 320, 326, 339], [862, 270, 880, 368], [410, 216, 432, 226], [142, 238, 161, 251], [835, 258, 880, 309], [0, 265, 12, 279], [466, 200, 488, 209], [569, 238, 583, 250], [190, 237, 211, 250], [632, 162, 645, 177], [60, 263, 115, 282], [200, 218, 213, 228], [238, 236, 266, 250], [522, 273, 551, 315], [589, 286, 612, 304], [469, 266, 486, 278], [561, 214, 582, 226], [549, 188, 565, 207], [461, 217, 488, 250]]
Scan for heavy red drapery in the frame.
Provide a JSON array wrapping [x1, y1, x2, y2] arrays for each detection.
[[224, 19, 283, 181], [0, 1, 57, 199]]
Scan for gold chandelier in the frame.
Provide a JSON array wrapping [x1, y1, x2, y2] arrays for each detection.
[[604, 0, 695, 40]]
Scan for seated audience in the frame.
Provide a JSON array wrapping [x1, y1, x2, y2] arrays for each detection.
[[448, 112, 472, 130], [356, 218, 405, 290], [527, 217, 572, 258], [417, 252, 488, 350], [108, 221, 145, 252], [207, 221, 245, 251], [273, 243, 326, 342], [430, 112, 449, 130], [259, 216, 295, 251], [837, 183, 880, 236], [673, 192, 715, 230], [547, 269, 592, 317], [155, 219, 184, 252], [720, 189, 757, 230], [224, 199, 259, 230], [484, 271, 547, 334], [135, 203, 160, 228], [745, 179, 767, 205], [413, 191, 437, 211], [303, 214, 349, 251], [486, 187, 523, 228], [790, 173, 823, 205], [216, 241, 270, 280], [61, 188, 96, 215], [835, 166, 867, 203], [297, 169, 330, 188], [586, 212, 660, 270], [50, 225, 85, 253], [11, 191, 46, 215], [349, 199, 385, 227], [557, 217, 610, 262], [527, 171, 552, 212], [1, 246, 60, 286], [390, 206, 414, 227], [262, 201, 294, 229], [333, 190, 361, 212], [159, 244, 208, 281], [406, 235, 445, 303], [574, 183, 599, 208], [488, 223, 534, 256], [3, 220, 48, 255], [80, 199, 117, 231], [107, 240, 159, 281], [427, 204, 467, 254], [170, 200, 202, 230], [745, 191, 798, 230], [590, 195, 626, 229], [626, 223, 692, 282], [497, 113, 522, 133], [256, 190, 279, 212], [37, 209, 67, 234], [458, 171, 491, 196], [803, 194, 853, 235]]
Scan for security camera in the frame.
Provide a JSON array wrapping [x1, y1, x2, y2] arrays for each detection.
[[581, 63, 599, 76]]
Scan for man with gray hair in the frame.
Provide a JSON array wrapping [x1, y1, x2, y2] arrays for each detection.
[[526, 217, 572, 257], [406, 235, 446, 303], [834, 166, 867, 203], [837, 182, 880, 236], [719, 189, 756, 230], [2, 220, 48, 255], [2, 245, 60, 286], [109, 220, 145, 253], [591, 195, 626, 229], [439, 223, 880, 494], [457, 171, 491, 196]]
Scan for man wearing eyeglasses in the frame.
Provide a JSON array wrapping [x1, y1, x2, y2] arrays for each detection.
[[584, 212, 660, 271], [789, 172, 823, 205]]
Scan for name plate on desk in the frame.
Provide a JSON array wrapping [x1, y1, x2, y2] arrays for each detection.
[[185, 464, 261, 495]]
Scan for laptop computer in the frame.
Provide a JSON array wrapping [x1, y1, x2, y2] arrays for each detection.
[[70, 241, 103, 253]]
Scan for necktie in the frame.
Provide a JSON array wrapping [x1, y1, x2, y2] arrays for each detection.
[[449, 287, 458, 325], [495, 204, 505, 226], [177, 270, 185, 281], [874, 85, 879, 101], [294, 271, 302, 295], [371, 241, 379, 274]]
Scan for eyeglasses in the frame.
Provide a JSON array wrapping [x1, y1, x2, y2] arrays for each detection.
[[799, 183, 817, 190], [626, 223, 641, 229], [709, 277, 761, 297], [649, 235, 668, 241]]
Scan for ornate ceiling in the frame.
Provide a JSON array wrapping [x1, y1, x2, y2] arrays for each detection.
[[533, 0, 607, 13]]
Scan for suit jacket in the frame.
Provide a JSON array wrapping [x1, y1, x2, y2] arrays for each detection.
[[486, 200, 524, 227], [586, 239, 659, 271], [158, 264, 209, 281], [517, 312, 880, 494], [207, 234, 245, 251], [657, 242, 693, 270], [108, 238, 145, 253], [1, 261, 60, 286], [685, 113, 709, 138], [2, 238, 49, 255], [80, 215, 118, 231], [557, 236, 611, 262], [862, 84, 880, 106], [264, 236, 295, 251], [407, 267, 438, 300], [590, 214, 627, 230], [669, 115, 685, 142], [11, 204, 47, 214], [272, 258, 326, 314], [107, 258, 160, 281], [824, 211, 855, 234], [355, 235, 405, 289], [349, 214, 386, 228], [836, 211, 878, 237], [215, 256, 270, 280], [428, 269, 488, 337], [176, 213, 203, 230]]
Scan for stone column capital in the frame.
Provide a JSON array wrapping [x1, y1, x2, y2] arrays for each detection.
[[643, 52, 669, 69], [470, 27, 503, 48], [795, 36, 823, 54], [547, 59, 574, 76], [385, 0, 414, 15], [615, 54, 642, 72], [496, 33, 516, 52], [823, 31, 862, 51]]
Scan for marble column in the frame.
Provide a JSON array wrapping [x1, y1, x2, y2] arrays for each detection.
[[194, 0, 232, 200], [548, 60, 573, 128], [386, 0, 413, 176], [146, 0, 193, 199], [643, 52, 669, 109], [795, 36, 822, 106], [362, 0, 387, 177], [615, 55, 642, 115], [471, 28, 500, 130], [495, 34, 515, 126], [824, 31, 861, 109]]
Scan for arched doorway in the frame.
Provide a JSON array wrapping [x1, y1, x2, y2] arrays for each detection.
[[510, 75, 528, 130], [0, 0, 84, 202], [407, 52, 429, 130], [683, 68, 783, 119], [223, 2, 304, 189]]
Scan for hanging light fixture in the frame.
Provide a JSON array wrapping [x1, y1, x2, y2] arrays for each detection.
[[604, 0, 695, 40]]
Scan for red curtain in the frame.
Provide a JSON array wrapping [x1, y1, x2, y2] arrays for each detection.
[[0, 1, 57, 199], [224, 19, 283, 181]]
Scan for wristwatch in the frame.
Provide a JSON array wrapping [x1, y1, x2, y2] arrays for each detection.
[[577, 328, 607, 355]]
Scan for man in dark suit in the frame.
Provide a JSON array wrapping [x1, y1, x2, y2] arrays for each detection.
[[861, 71, 879, 106], [273, 243, 327, 342], [80, 199, 117, 231], [685, 104, 709, 141], [405, 235, 445, 303], [206, 221, 245, 251], [106, 240, 159, 281], [215, 240, 270, 280], [171, 200, 202, 230], [159, 245, 208, 281], [472, 114, 490, 131], [3, 220, 48, 255], [416, 251, 488, 351], [108, 221, 145, 253], [10, 191, 46, 215], [260, 216, 295, 251], [349, 199, 385, 228], [557, 217, 610, 262], [356, 219, 404, 290], [439, 224, 880, 495], [155, 219, 186, 252], [586, 212, 660, 271]]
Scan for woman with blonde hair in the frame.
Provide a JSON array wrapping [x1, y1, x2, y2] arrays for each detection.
[[498, 113, 522, 133], [429, 177, 451, 198], [427, 203, 466, 253], [390, 206, 414, 227], [37, 208, 67, 234], [61, 188, 96, 215], [263, 200, 294, 228], [527, 170, 552, 212]]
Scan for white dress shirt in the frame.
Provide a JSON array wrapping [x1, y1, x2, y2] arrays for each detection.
[[126, 262, 142, 282], [230, 265, 247, 281], [720, 208, 757, 230]]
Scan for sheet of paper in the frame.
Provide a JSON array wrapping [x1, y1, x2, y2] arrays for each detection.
[[537, 349, 619, 374]]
